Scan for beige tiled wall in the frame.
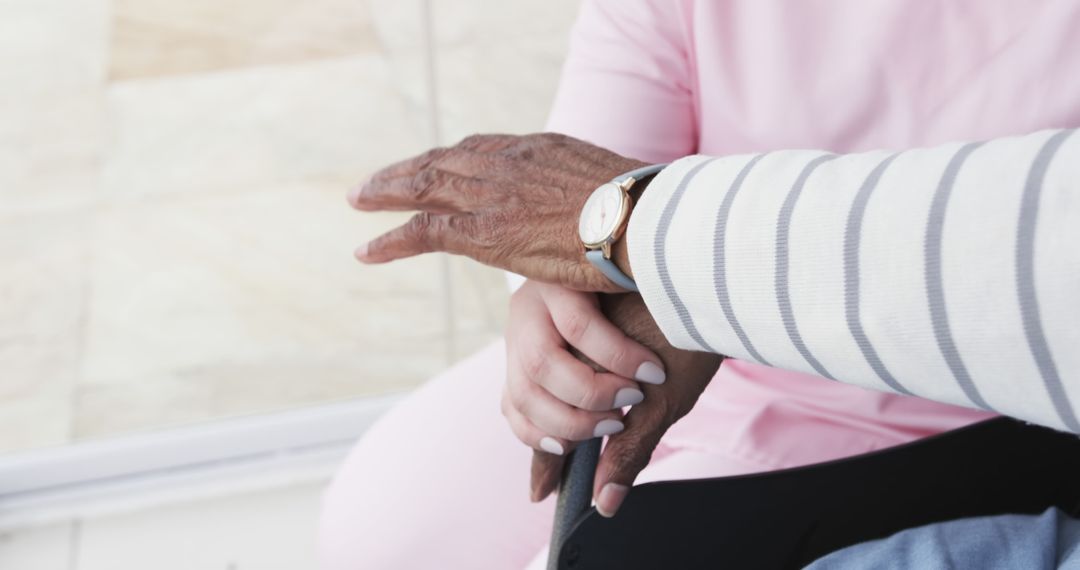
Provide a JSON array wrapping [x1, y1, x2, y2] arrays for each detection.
[[0, 483, 328, 570], [0, 0, 582, 452]]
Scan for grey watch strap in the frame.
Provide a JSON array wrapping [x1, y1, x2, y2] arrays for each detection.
[[613, 163, 669, 185], [584, 163, 668, 292], [586, 249, 638, 292]]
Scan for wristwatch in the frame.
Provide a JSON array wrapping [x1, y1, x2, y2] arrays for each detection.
[[578, 164, 668, 291]]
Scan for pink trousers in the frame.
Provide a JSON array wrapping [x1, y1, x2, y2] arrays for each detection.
[[317, 340, 992, 569]]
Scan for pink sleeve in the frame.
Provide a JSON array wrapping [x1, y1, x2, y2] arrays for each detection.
[[545, 0, 697, 163]]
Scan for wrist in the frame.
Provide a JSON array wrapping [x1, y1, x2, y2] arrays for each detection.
[[612, 173, 657, 281], [612, 232, 633, 281], [580, 163, 663, 291]]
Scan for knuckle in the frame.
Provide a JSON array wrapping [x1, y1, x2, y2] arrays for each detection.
[[557, 412, 587, 440], [509, 146, 536, 162], [546, 133, 575, 152], [446, 214, 471, 235], [499, 136, 538, 161], [458, 133, 490, 150], [608, 435, 650, 475], [577, 379, 607, 411], [557, 310, 591, 345], [405, 212, 439, 247], [418, 146, 448, 169], [469, 213, 504, 250], [605, 343, 631, 371], [541, 132, 571, 146], [408, 168, 441, 201], [520, 348, 548, 382], [444, 169, 465, 193], [644, 395, 678, 425], [527, 132, 554, 147]]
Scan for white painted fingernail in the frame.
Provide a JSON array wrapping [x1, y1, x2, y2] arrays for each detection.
[[593, 419, 625, 438], [539, 437, 564, 456], [634, 361, 666, 385], [597, 483, 630, 518], [612, 387, 644, 408]]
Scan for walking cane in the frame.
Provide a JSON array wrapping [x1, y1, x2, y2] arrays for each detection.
[[547, 437, 602, 570]]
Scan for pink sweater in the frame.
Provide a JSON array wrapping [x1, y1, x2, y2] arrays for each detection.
[[547, 0, 1080, 468], [318, 5, 1080, 569]]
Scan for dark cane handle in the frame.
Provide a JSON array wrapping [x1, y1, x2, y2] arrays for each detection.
[[547, 437, 602, 570]]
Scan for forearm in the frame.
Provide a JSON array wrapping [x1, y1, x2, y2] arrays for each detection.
[[626, 128, 1080, 432]]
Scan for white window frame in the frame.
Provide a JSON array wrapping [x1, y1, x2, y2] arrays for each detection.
[[0, 393, 402, 531]]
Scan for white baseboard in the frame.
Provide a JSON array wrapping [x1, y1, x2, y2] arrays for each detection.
[[0, 393, 404, 531]]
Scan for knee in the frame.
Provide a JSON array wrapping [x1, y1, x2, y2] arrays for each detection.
[[317, 477, 365, 570], [316, 435, 409, 570]]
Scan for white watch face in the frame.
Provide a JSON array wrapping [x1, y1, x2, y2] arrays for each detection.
[[578, 182, 626, 246]]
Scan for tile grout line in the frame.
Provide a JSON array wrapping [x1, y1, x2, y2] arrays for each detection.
[[66, 0, 113, 445], [67, 519, 82, 570], [67, 203, 100, 447], [421, 0, 458, 365], [461, 261, 502, 334]]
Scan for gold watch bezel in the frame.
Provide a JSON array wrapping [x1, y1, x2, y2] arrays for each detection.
[[581, 177, 637, 259]]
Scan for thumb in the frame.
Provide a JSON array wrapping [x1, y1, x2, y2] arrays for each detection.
[[530, 449, 565, 503], [591, 400, 671, 518]]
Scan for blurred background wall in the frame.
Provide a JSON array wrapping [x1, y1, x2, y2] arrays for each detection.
[[1, 0, 580, 450], [0, 0, 580, 567]]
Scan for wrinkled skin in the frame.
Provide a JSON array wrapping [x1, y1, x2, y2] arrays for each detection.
[[349, 133, 647, 292], [349, 132, 723, 517]]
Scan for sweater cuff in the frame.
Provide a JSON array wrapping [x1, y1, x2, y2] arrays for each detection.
[[626, 155, 718, 353]]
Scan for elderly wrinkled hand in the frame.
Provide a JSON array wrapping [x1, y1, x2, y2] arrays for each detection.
[[348, 133, 646, 292], [350, 132, 722, 518]]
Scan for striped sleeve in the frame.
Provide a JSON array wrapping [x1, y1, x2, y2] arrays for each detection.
[[625, 128, 1080, 433]]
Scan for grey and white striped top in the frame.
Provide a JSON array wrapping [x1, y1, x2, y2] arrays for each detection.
[[627, 128, 1080, 433]]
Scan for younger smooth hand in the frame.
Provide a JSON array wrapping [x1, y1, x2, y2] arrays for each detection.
[[503, 279, 666, 500], [530, 293, 723, 517]]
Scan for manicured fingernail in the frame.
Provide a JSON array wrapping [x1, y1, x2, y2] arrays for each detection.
[[597, 483, 629, 518], [634, 361, 666, 385], [612, 387, 644, 408], [354, 243, 369, 259], [593, 419, 624, 438], [539, 437, 564, 456]]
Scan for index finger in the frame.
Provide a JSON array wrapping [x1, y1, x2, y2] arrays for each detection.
[[370, 146, 451, 183], [350, 169, 465, 214], [543, 287, 667, 385], [591, 399, 669, 517], [349, 148, 493, 212], [348, 146, 449, 211], [369, 132, 513, 182]]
